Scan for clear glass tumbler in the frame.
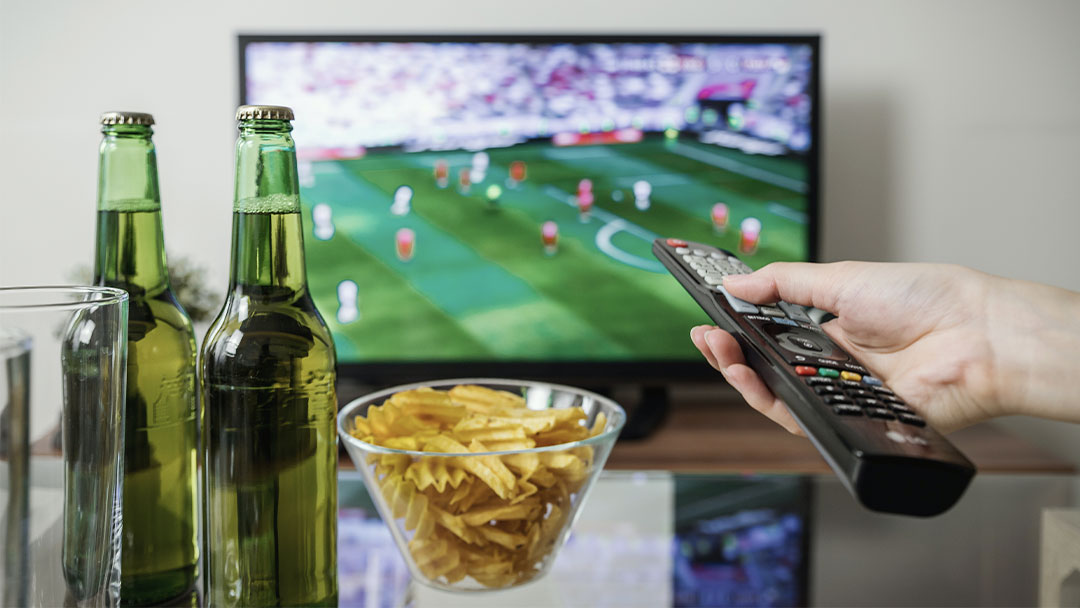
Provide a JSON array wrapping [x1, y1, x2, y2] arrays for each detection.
[[0, 287, 128, 607]]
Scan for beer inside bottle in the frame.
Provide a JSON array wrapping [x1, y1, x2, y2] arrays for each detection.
[[93, 112, 199, 605], [201, 106, 338, 607]]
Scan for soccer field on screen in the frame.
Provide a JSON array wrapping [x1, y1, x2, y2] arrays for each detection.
[[300, 137, 809, 363]]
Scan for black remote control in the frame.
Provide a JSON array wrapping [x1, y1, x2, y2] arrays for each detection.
[[653, 238, 975, 517]]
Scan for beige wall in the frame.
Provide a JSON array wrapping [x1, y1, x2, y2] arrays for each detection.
[[2, 0, 1078, 462]]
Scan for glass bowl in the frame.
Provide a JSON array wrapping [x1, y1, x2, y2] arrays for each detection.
[[337, 378, 626, 592]]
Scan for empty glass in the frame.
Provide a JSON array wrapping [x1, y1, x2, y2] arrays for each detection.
[[0, 287, 128, 607]]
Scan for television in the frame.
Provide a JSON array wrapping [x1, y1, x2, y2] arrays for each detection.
[[239, 34, 821, 395]]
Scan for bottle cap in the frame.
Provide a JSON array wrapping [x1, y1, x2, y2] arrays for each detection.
[[236, 105, 294, 121], [100, 111, 155, 126]]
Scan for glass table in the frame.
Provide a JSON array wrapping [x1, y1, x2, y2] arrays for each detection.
[[337, 468, 1074, 607]]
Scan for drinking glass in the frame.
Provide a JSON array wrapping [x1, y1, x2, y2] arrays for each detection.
[[0, 287, 128, 607]]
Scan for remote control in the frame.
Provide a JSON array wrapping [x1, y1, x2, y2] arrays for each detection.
[[653, 238, 975, 517]]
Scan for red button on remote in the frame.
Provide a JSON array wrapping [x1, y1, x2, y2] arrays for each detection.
[[795, 366, 818, 376], [666, 238, 688, 247]]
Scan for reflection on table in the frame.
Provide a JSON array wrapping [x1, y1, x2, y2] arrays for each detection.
[[338, 471, 809, 608]]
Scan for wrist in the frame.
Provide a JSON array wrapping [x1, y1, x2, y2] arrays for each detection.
[[986, 276, 1080, 422]]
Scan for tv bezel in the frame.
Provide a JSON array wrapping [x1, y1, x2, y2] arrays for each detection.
[[238, 33, 822, 385]]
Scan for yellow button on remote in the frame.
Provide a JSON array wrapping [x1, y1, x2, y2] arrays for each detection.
[[840, 371, 862, 382]]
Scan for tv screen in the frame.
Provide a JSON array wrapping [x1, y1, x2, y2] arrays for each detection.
[[239, 35, 819, 381]]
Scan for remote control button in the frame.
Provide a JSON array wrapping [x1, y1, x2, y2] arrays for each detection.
[[872, 386, 895, 396], [847, 389, 873, 399], [727, 257, 753, 274], [704, 276, 725, 286], [795, 366, 818, 376], [789, 336, 822, 351], [815, 385, 842, 395], [692, 248, 707, 256], [773, 317, 798, 327], [715, 287, 759, 314], [890, 403, 915, 414], [898, 413, 926, 427], [682, 255, 695, 263], [824, 395, 853, 405], [840, 380, 862, 389], [778, 302, 813, 323], [857, 398, 884, 408], [760, 306, 786, 317], [675, 247, 690, 254], [833, 405, 863, 416], [862, 376, 883, 386], [696, 269, 708, 277], [667, 238, 688, 247], [817, 367, 840, 378], [805, 377, 834, 386], [881, 394, 905, 404], [709, 251, 723, 259], [839, 362, 869, 375], [840, 371, 862, 382], [866, 408, 896, 420]]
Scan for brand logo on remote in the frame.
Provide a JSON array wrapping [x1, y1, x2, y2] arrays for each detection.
[[886, 430, 929, 446]]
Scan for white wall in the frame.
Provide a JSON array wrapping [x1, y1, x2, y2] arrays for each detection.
[[2, 0, 1079, 462]]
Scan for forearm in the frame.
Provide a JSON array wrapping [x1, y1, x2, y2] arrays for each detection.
[[987, 276, 1080, 422]]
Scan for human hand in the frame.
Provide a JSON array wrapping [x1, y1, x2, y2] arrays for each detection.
[[691, 261, 1080, 435]]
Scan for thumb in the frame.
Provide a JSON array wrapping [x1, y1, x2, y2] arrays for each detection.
[[723, 261, 849, 312]]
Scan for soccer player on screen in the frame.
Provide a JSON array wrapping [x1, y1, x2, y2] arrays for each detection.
[[577, 179, 592, 198], [395, 228, 415, 262], [312, 203, 335, 240], [712, 202, 729, 234], [472, 152, 489, 183], [459, 168, 471, 194], [739, 217, 762, 254], [508, 160, 526, 187], [336, 280, 360, 323], [541, 221, 558, 256], [434, 160, 449, 188], [486, 184, 502, 209], [577, 189, 594, 221], [391, 186, 412, 216], [633, 180, 651, 210]]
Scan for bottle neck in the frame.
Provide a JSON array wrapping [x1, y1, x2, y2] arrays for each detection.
[[94, 124, 169, 292], [229, 119, 308, 295]]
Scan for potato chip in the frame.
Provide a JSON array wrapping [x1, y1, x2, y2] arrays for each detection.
[[460, 498, 540, 526], [477, 526, 528, 550], [479, 438, 536, 451], [511, 479, 539, 505], [392, 388, 467, 425], [448, 384, 525, 412], [501, 452, 541, 481], [350, 383, 610, 589]]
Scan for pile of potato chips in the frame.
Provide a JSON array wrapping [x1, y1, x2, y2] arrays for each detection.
[[349, 384, 607, 588]]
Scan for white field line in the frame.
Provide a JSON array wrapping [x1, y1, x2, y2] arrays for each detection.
[[669, 142, 808, 193], [541, 185, 666, 273]]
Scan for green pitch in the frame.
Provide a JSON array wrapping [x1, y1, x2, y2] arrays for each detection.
[[299, 137, 809, 362]]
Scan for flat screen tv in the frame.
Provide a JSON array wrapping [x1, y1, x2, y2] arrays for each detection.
[[239, 34, 820, 386]]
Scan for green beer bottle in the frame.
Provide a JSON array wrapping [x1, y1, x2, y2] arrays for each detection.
[[201, 105, 338, 607], [93, 111, 199, 605]]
